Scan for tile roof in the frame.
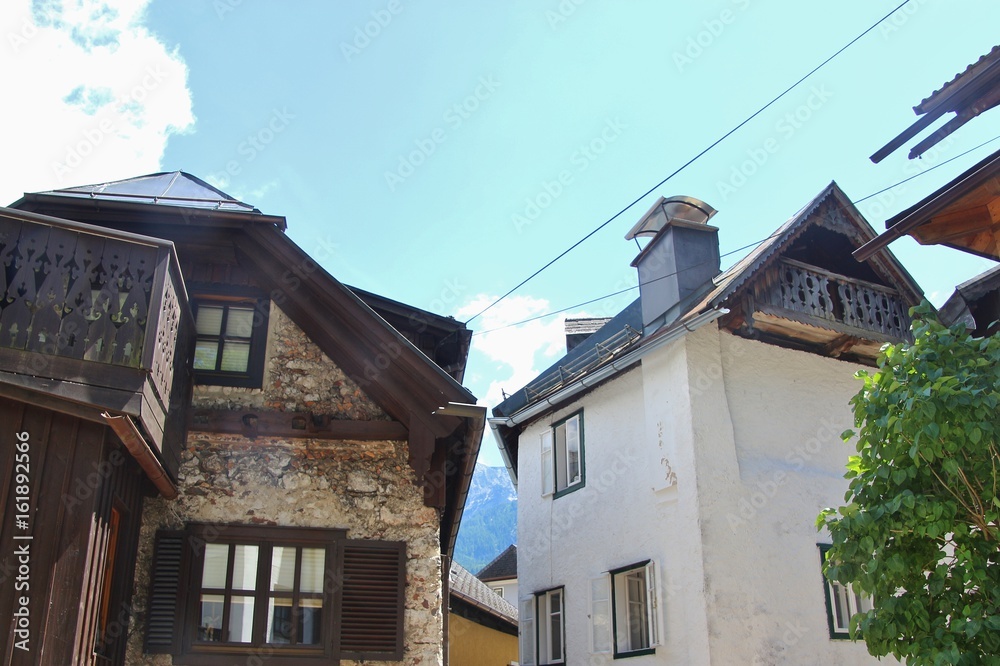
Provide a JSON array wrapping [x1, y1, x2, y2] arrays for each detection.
[[450, 560, 517, 625], [476, 545, 517, 581]]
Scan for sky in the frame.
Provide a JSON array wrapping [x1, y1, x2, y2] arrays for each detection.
[[2, 0, 998, 469]]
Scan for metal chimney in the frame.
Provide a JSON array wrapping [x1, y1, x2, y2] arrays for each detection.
[[627, 196, 721, 333]]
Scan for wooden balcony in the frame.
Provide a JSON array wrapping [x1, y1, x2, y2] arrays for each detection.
[[748, 258, 913, 358], [0, 207, 193, 478]]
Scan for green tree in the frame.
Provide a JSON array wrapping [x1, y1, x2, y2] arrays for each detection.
[[818, 303, 1000, 665]]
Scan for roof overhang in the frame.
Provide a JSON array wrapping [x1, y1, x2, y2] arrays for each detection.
[[855, 148, 1000, 262]]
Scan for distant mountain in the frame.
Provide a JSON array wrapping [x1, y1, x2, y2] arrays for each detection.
[[454, 464, 517, 574]]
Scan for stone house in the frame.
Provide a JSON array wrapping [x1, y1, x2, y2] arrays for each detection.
[[0, 172, 483, 666], [490, 184, 921, 664]]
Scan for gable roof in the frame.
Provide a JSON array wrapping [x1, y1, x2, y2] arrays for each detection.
[[476, 544, 517, 582], [12, 174, 482, 558], [450, 560, 517, 629], [491, 182, 923, 483]]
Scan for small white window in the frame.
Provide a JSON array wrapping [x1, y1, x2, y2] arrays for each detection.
[[536, 588, 565, 664], [492, 586, 505, 599]]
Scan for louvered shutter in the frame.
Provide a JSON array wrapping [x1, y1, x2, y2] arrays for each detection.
[[340, 539, 406, 661], [144, 530, 184, 654]]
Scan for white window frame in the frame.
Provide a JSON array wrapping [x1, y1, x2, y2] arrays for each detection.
[[519, 597, 536, 665], [535, 587, 565, 665], [541, 411, 584, 498], [609, 561, 659, 657]]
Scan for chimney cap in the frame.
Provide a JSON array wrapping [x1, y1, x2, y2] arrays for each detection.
[[625, 195, 717, 240]]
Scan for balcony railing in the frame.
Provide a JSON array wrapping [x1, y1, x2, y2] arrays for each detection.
[[0, 207, 194, 473], [758, 258, 911, 340]]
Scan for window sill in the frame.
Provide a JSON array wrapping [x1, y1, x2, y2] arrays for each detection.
[[613, 647, 656, 659]]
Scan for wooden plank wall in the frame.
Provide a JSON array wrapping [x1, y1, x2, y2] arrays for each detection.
[[0, 399, 145, 666]]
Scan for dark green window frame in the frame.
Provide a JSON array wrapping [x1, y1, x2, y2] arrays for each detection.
[[819, 543, 871, 640], [609, 560, 657, 659], [546, 410, 585, 499], [534, 586, 565, 665]]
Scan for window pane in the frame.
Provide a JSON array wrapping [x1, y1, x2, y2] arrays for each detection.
[[226, 307, 255, 338], [195, 306, 224, 336], [549, 590, 563, 661], [199, 594, 224, 642], [626, 571, 648, 650], [268, 597, 294, 644], [831, 581, 851, 632], [566, 416, 581, 485], [193, 340, 219, 370], [232, 545, 259, 591], [220, 341, 251, 372], [300, 548, 325, 593], [554, 423, 568, 490], [299, 599, 323, 645], [201, 544, 228, 589], [270, 546, 296, 593], [228, 595, 255, 643]]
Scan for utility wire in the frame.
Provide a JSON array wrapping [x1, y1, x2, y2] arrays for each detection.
[[464, 0, 914, 326], [472, 134, 1000, 336]]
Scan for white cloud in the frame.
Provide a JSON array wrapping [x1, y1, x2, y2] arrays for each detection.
[[456, 294, 593, 410], [0, 0, 194, 205]]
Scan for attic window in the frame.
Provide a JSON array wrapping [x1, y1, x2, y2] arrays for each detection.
[[192, 291, 269, 388]]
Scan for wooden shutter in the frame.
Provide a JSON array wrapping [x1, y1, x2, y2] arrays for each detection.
[[645, 561, 660, 647], [519, 597, 536, 665], [340, 539, 406, 661], [590, 574, 612, 653], [540, 430, 554, 496], [144, 530, 184, 654]]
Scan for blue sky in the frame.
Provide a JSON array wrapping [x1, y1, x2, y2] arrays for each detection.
[[2, 0, 997, 468]]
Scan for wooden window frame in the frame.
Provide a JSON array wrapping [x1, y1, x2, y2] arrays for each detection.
[[146, 524, 406, 665], [192, 287, 269, 388]]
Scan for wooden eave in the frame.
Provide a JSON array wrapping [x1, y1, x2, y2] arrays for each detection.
[[855, 149, 1000, 262]]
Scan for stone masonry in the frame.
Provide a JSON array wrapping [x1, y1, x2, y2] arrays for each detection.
[[125, 304, 444, 665]]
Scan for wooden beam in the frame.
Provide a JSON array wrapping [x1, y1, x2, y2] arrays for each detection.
[[188, 409, 409, 441]]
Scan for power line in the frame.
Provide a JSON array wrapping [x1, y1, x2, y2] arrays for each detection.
[[463, 0, 913, 326], [472, 135, 1000, 336]]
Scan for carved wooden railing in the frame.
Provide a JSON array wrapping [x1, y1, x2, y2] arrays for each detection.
[[0, 208, 194, 467], [761, 258, 911, 340]]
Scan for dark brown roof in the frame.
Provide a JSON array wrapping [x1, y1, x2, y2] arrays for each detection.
[[918, 45, 1000, 114], [476, 544, 517, 581]]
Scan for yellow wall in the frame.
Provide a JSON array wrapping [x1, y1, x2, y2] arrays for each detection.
[[449, 613, 519, 666]]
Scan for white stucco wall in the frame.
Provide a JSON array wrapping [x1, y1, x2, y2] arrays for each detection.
[[516, 325, 895, 665]]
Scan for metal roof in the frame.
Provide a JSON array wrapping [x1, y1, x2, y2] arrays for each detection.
[[39, 171, 260, 214]]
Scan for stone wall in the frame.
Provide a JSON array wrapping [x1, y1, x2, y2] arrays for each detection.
[[125, 303, 443, 665]]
